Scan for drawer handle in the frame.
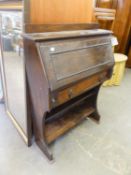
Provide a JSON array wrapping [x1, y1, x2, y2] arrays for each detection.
[[99, 74, 106, 82], [52, 98, 56, 103], [68, 89, 73, 98]]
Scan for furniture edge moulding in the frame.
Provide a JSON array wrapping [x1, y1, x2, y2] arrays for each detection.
[[24, 23, 100, 33]]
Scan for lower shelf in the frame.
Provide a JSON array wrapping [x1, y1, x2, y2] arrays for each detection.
[[45, 103, 95, 144]]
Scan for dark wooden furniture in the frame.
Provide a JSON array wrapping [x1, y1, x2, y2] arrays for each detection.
[[24, 29, 114, 160], [96, 0, 118, 9], [94, 7, 116, 30], [112, 0, 131, 54], [126, 27, 131, 67], [94, 0, 117, 31], [95, 0, 131, 67]]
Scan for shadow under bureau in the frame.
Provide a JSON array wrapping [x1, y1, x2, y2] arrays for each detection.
[[24, 29, 114, 160]]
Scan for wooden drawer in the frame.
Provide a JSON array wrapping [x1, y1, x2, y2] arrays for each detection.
[[51, 71, 106, 106]]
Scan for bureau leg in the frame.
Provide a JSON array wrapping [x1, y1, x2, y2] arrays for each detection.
[[89, 85, 101, 122], [33, 113, 53, 161], [90, 110, 100, 122], [37, 140, 53, 161]]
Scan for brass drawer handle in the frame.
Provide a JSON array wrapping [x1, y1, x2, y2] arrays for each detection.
[[99, 74, 105, 82], [52, 98, 56, 103], [68, 89, 73, 98]]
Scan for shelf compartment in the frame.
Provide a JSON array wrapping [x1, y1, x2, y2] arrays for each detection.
[[45, 100, 95, 144]]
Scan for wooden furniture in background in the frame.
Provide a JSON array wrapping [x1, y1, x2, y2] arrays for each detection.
[[25, 0, 93, 25], [95, 0, 131, 67], [94, 7, 116, 30], [94, 0, 117, 30], [24, 29, 114, 160], [112, 0, 131, 54], [96, 0, 118, 9], [0, 2, 32, 146], [127, 47, 131, 67], [126, 27, 131, 67]]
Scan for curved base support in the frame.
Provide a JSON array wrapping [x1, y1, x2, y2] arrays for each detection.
[[89, 110, 101, 122], [33, 85, 103, 160], [32, 85, 104, 160], [36, 140, 53, 161], [89, 84, 102, 123], [33, 112, 53, 161]]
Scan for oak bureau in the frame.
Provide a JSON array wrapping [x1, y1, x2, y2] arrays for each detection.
[[24, 29, 114, 160]]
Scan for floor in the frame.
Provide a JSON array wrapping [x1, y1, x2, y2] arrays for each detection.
[[0, 69, 131, 175]]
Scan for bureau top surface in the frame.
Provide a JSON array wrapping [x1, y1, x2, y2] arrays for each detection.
[[24, 29, 112, 41]]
